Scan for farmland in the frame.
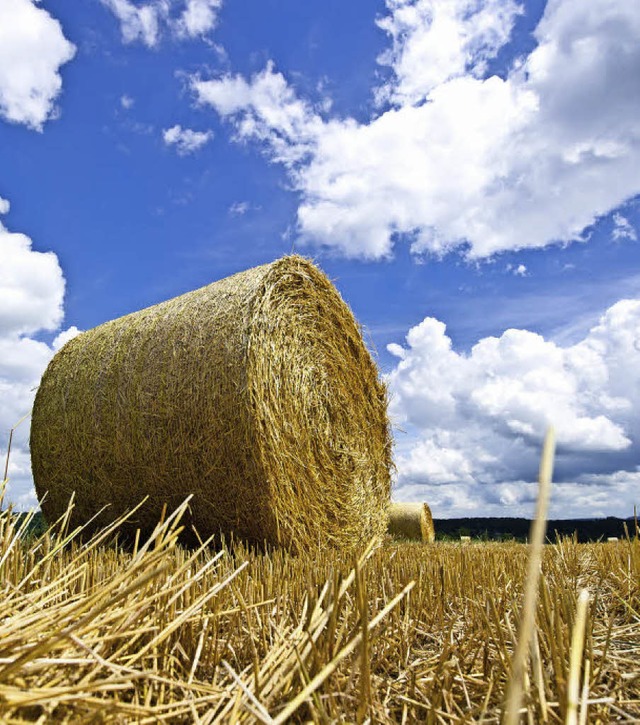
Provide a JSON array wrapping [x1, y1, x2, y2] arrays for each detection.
[[0, 499, 638, 723]]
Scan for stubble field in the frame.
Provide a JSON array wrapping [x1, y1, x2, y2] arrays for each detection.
[[0, 498, 638, 723]]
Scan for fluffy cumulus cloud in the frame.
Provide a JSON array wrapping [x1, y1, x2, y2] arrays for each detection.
[[375, 0, 522, 105], [101, 0, 222, 47], [0, 229, 64, 336], [194, 0, 640, 260], [120, 94, 135, 110], [612, 213, 638, 242], [507, 263, 527, 276], [193, 60, 324, 165], [0, 0, 76, 130], [0, 213, 77, 508], [101, 0, 167, 46], [174, 0, 222, 38], [386, 299, 640, 517], [162, 124, 213, 154]]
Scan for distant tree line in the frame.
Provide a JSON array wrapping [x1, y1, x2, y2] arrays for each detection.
[[433, 517, 638, 542], [7, 511, 639, 545]]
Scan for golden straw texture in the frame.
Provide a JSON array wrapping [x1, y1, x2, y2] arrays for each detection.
[[30, 256, 392, 551], [387, 502, 435, 543]]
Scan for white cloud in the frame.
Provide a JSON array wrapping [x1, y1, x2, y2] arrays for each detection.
[[120, 94, 135, 109], [101, 0, 222, 47], [0, 209, 75, 509], [101, 0, 167, 47], [193, 61, 323, 166], [394, 472, 639, 519], [0, 223, 65, 335], [162, 124, 213, 154], [195, 0, 640, 261], [376, 0, 522, 105], [0, 197, 9, 215], [229, 201, 250, 216], [53, 326, 81, 351], [612, 213, 638, 242], [0, 0, 75, 130], [0, 336, 57, 431], [0, 332, 55, 508], [507, 263, 527, 276], [386, 299, 640, 517], [174, 0, 222, 38]]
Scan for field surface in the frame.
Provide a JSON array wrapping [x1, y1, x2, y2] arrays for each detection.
[[0, 501, 638, 723]]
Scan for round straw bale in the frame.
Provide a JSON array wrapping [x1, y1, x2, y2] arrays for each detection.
[[30, 256, 392, 551], [387, 502, 435, 543]]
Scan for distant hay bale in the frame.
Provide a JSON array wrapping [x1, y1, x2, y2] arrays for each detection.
[[460, 536, 471, 543], [606, 537, 618, 542], [30, 256, 392, 552], [387, 502, 435, 543]]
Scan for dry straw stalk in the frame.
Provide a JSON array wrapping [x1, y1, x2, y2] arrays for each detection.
[[387, 502, 435, 543], [30, 255, 392, 551]]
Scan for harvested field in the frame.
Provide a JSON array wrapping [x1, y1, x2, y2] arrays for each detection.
[[0, 499, 637, 723], [29, 256, 391, 552]]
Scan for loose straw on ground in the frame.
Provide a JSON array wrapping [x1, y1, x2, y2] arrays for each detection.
[[566, 589, 590, 725], [504, 427, 556, 725]]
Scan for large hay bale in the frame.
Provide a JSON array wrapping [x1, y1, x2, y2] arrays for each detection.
[[387, 502, 435, 543], [30, 256, 392, 551]]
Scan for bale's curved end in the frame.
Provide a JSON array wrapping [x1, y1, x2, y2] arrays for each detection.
[[30, 256, 392, 552], [388, 502, 435, 543]]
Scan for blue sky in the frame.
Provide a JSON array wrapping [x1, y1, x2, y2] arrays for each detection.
[[1, 0, 639, 518]]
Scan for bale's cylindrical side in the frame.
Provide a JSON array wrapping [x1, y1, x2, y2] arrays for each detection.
[[30, 256, 392, 551], [387, 502, 435, 543]]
